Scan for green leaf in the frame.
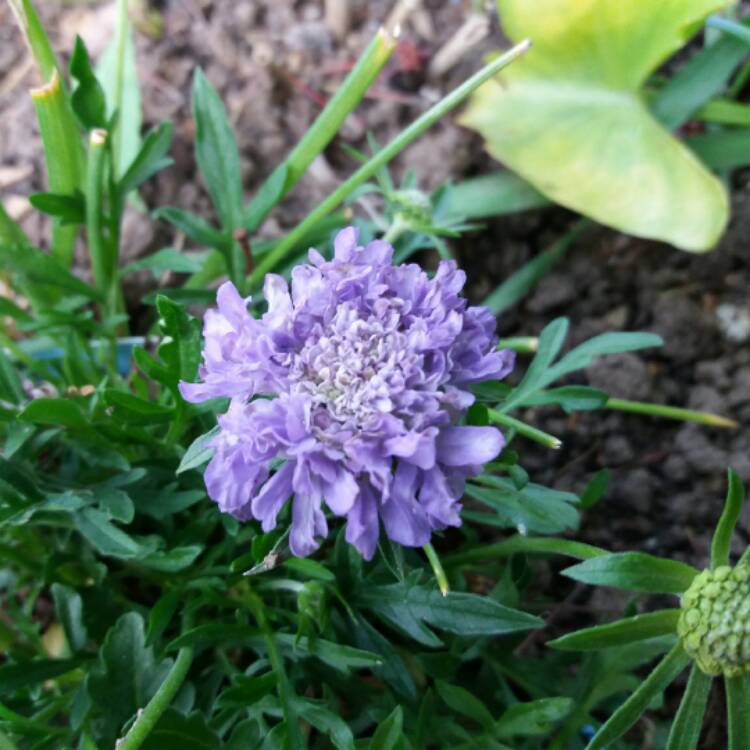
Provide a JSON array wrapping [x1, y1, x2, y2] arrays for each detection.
[[586, 643, 690, 749], [191, 68, 243, 230], [294, 700, 356, 750], [0, 244, 101, 301], [138, 545, 202, 572], [689, 128, 750, 171], [549, 609, 680, 651], [73, 507, 141, 559], [145, 590, 182, 647], [244, 164, 289, 232], [726, 674, 750, 750], [87, 613, 172, 748], [525, 386, 609, 414], [50, 583, 88, 653], [580, 469, 611, 510], [711, 468, 745, 568], [140, 709, 221, 750], [563, 552, 698, 594], [282, 557, 336, 582], [652, 31, 750, 130], [358, 582, 542, 643], [69, 36, 107, 129], [0, 658, 82, 695], [103, 389, 174, 421], [369, 706, 403, 750], [461, 0, 729, 251], [97, 16, 142, 177], [482, 224, 586, 314], [153, 207, 230, 250], [18, 397, 91, 431], [466, 479, 579, 535], [176, 426, 219, 474], [156, 295, 202, 390], [29, 190, 85, 224], [666, 665, 711, 750], [441, 171, 549, 220], [120, 247, 205, 277], [495, 697, 573, 738], [435, 680, 495, 731], [117, 121, 173, 200]]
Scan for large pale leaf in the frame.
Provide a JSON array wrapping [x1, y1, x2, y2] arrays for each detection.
[[460, 0, 730, 251]]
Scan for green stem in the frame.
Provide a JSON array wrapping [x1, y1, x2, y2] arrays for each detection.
[[248, 38, 531, 287], [423, 543, 450, 596], [497, 336, 538, 354], [605, 397, 737, 429], [726, 675, 750, 750], [116, 645, 194, 750], [246, 590, 305, 750], [7, 0, 58, 80], [31, 70, 85, 268], [86, 129, 113, 308], [487, 408, 562, 450]]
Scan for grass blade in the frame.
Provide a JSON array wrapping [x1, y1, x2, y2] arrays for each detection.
[[482, 220, 588, 314], [248, 38, 531, 287]]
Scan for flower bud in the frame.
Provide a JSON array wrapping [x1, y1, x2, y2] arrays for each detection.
[[678, 565, 750, 677]]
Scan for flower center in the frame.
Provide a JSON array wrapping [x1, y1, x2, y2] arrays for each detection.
[[289, 303, 415, 427], [678, 564, 750, 677]]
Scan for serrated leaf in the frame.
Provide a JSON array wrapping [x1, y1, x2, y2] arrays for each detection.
[[563, 552, 698, 594], [73, 507, 141, 559], [461, 0, 729, 251], [358, 583, 541, 644], [87, 613, 173, 748]]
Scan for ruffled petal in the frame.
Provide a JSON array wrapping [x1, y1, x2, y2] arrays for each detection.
[[436, 426, 505, 467], [384, 428, 437, 470], [251, 461, 295, 532], [345, 484, 379, 560], [380, 463, 431, 548], [324, 470, 359, 515]]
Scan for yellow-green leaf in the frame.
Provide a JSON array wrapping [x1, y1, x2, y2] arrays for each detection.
[[460, 0, 730, 251]]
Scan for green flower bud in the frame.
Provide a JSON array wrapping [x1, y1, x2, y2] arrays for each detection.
[[678, 565, 750, 677], [391, 189, 432, 227]]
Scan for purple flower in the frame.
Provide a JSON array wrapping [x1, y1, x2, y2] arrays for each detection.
[[180, 227, 514, 559]]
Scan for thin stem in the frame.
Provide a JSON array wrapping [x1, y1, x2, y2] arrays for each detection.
[[487, 408, 562, 450], [112, 0, 129, 177], [248, 39, 531, 287], [116, 645, 194, 750], [605, 397, 737, 429], [246, 590, 305, 750], [86, 129, 111, 301], [423, 543, 450, 596], [726, 674, 750, 750]]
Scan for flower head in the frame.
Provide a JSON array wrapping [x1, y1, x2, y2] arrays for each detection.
[[180, 227, 514, 558], [678, 564, 750, 677]]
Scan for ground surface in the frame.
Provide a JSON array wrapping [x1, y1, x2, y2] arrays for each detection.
[[1, 2, 749, 746]]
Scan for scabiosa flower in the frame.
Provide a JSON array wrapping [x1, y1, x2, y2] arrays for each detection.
[[180, 227, 514, 559]]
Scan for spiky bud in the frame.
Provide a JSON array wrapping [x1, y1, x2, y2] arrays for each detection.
[[678, 565, 750, 677]]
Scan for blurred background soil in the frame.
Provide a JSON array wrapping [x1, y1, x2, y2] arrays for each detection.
[[2, 0, 750, 698]]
